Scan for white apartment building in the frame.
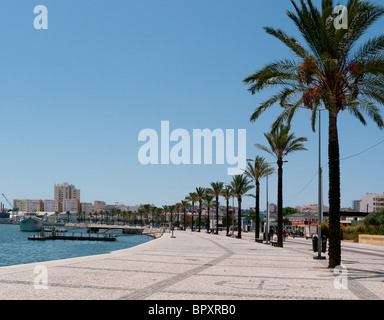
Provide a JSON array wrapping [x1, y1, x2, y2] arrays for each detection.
[[62, 199, 80, 213], [360, 193, 384, 213], [54, 182, 80, 202], [13, 199, 43, 213], [43, 200, 61, 213]]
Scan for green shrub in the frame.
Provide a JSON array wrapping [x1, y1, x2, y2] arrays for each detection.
[[363, 209, 384, 226]]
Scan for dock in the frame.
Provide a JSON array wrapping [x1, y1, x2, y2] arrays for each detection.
[[28, 230, 117, 241], [86, 225, 144, 235]]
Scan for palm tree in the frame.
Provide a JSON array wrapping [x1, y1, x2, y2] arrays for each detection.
[[143, 204, 152, 226], [138, 208, 145, 227], [245, 156, 275, 241], [66, 211, 71, 222], [221, 186, 233, 236], [256, 124, 307, 247], [169, 205, 176, 231], [230, 175, 254, 239], [195, 187, 206, 232], [156, 207, 163, 226], [186, 192, 198, 231], [244, 0, 384, 267], [203, 193, 214, 232], [207, 181, 224, 234], [175, 202, 182, 227], [181, 200, 190, 230], [162, 205, 169, 225], [150, 206, 157, 227]]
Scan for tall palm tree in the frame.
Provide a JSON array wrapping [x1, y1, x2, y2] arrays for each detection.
[[186, 192, 198, 231], [203, 193, 214, 232], [181, 200, 190, 230], [175, 202, 182, 226], [195, 187, 206, 232], [150, 206, 157, 227], [244, 0, 384, 267], [245, 156, 275, 240], [169, 205, 175, 229], [143, 204, 152, 226], [207, 181, 224, 234], [230, 175, 254, 239], [162, 205, 169, 225], [221, 185, 233, 236], [256, 124, 307, 247], [156, 207, 163, 226]]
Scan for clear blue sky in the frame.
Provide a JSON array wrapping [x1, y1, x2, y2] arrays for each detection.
[[0, 0, 383, 210]]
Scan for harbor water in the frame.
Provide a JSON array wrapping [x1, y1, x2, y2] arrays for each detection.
[[0, 224, 153, 267]]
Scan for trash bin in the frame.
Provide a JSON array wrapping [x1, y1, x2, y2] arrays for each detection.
[[312, 234, 318, 252], [321, 235, 327, 253]]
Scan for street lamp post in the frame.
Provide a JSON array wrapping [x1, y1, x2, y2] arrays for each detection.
[[231, 194, 235, 237], [314, 109, 326, 260], [266, 173, 271, 243]]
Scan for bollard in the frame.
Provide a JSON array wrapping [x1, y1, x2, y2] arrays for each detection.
[[312, 234, 318, 252], [321, 235, 327, 253]]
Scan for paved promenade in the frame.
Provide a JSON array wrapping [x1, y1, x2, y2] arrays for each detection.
[[0, 230, 383, 300]]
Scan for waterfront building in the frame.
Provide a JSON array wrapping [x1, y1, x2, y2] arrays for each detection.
[[13, 199, 43, 213], [94, 200, 106, 212], [81, 202, 94, 214], [54, 182, 80, 202], [62, 199, 80, 213], [43, 200, 61, 212]]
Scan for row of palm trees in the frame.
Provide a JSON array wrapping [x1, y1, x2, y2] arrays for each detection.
[[179, 124, 307, 243], [243, 0, 384, 268], [184, 179, 254, 238]]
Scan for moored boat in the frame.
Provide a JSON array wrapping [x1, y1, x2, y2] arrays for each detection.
[[20, 216, 43, 232]]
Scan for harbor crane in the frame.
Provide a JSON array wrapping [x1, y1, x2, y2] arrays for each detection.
[[2, 193, 18, 213]]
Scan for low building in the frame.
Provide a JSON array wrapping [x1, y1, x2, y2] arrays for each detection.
[[287, 212, 319, 227]]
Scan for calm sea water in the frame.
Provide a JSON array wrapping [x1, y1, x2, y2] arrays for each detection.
[[0, 224, 153, 267]]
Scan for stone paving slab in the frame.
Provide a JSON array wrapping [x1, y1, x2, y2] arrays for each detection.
[[0, 230, 383, 300]]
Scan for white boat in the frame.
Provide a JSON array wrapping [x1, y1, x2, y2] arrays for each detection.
[[20, 216, 43, 232]]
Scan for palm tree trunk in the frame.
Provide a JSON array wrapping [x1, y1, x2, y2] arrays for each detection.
[[215, 196, 219, 234], [226, 199, 229, 236], [328, 112, 341, 268], [191, 202, 194, 231], [198, 201, 202, 232], [237, 198, 242, 239], [277, 160, 283, 247], [207, 207, 210, 232], [184, 208, 186, 231], [255, 181, 260, 240]]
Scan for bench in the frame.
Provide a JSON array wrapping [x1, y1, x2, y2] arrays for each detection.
[[270, 241, 278, 247], [256, 239, 264, 243]]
